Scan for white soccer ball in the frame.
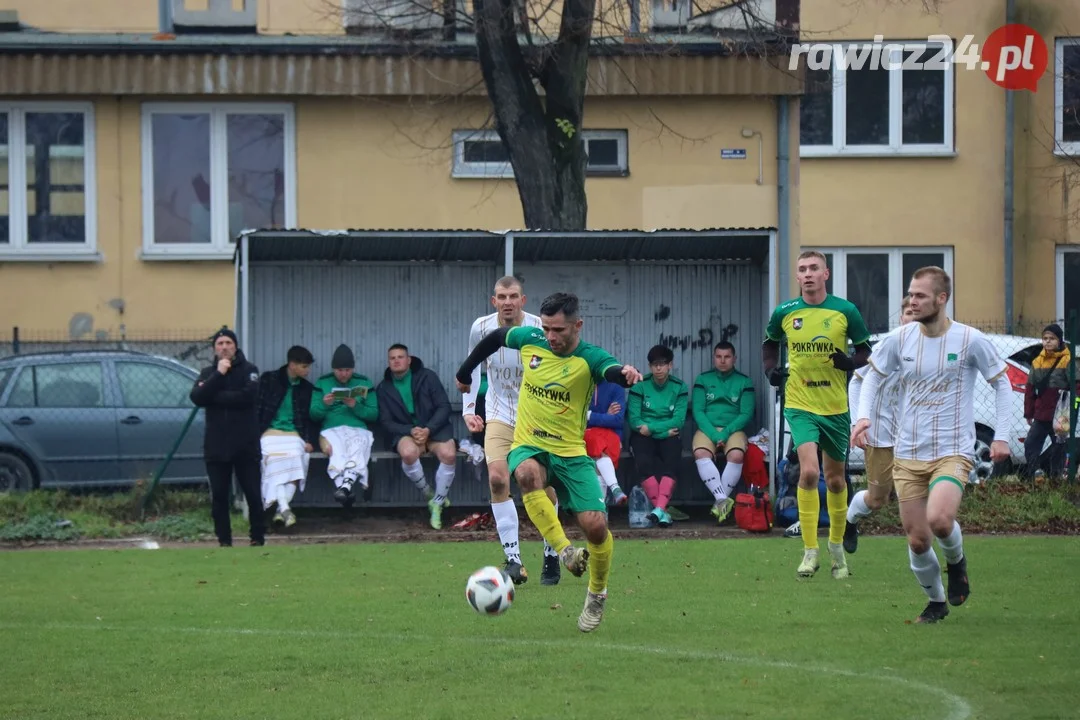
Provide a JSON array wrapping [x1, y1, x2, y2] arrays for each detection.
[[465, 565, 515, 616]]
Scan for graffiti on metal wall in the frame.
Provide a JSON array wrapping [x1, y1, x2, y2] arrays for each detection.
[[654, 304, 739, 351]]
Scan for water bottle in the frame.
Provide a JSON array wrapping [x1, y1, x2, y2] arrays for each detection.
[[628, 485, 651, 528]]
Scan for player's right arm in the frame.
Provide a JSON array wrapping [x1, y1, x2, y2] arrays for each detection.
[[762, 305, 786, 387], [451, 325, 509, 395], [847, 366, 866, 427], [461, 318, 484, 419]]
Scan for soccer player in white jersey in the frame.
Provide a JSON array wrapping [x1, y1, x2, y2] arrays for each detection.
[[463, 275, 562, 586], [843, 295, 916, 553], [851, 267, 1012, 623]]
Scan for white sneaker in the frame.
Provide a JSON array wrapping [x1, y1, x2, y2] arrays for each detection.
[[784, 520, 801, 538], [828, 541, 849, 579], [797, 548, 820, 577]]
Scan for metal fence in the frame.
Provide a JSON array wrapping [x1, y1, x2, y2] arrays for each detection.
[[1, 319, 1076, 498]]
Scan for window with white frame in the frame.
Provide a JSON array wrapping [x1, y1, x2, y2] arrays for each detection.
[[799, 39, 954, 156], [141, 103, 295, 258], [452, 129, 629, 178], [808, 247, 954, 333], [1056, 246, 1080, 325], [1055, 38, 1080, 156], [0, 102, 96, 258]]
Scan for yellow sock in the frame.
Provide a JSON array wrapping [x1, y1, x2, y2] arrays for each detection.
[[827, 487, 848, 545], [797, 486, 819, 550], [587, 529, 613, 595], [522, 489, 571, 554]]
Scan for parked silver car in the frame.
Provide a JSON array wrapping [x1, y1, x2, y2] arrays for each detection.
[[0, 350, 207, 491]]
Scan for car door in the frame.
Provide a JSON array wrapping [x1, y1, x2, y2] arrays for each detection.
[[112, 360, 206, 484], [0, 361, 121, 485]]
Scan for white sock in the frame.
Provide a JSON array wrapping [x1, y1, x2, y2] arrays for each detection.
[[696, 457, 724, 501], [937, 521, 964, 565], [433, 462, 455, 505], [543, 501, 559, 557], [491, 499, 520, 564], [719, 461, 743, 499], [908, 546, 946, 603], [402, 460, 427, 493], [847, 489, 872, 523], [277, 482, 295, 512], [595, 456, 620, 493]]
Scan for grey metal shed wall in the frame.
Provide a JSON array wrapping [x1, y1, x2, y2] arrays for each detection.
[[245, 256, 770, 508], [514, 261, 768, 432], [248, 262, 500, 384]]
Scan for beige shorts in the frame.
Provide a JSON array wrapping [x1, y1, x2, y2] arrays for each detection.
[[864, 445, 895, 492], [692, 429, 748, 456], [893, 455, 972, 502], [484, 420, 515, 464]]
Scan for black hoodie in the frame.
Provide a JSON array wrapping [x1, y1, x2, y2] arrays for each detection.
[[375, 356, 452, 446], [190, 350, 261, 461]]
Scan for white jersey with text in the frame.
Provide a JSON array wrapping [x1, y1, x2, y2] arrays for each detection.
[[859, 321, 1007, 462], [462, 311, 543, 428], [849, 362, 902, 448]]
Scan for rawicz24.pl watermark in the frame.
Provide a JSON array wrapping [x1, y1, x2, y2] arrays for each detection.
[[788, 24, 1050, 92]]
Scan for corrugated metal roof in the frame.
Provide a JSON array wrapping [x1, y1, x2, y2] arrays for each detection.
[[237, 228, 775, 264], [0, 29, 788, 57], [0, 49, 802, 96]]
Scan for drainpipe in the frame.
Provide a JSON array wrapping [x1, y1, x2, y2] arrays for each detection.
[[777, 96, 791, 302], [1004, 0, 1016, 333], [158, 0, 173, 32]]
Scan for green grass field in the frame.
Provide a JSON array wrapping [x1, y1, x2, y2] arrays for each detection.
[[3, 536, 1078, 719]]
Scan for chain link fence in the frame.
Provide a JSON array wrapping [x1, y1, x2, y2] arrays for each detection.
[[1, 319, 1076, 494], [0, 327, 221, 492], [846, 319, 1076, 482]]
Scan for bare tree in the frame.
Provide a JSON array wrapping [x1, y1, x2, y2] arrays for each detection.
[[337, 0, 798, 229]]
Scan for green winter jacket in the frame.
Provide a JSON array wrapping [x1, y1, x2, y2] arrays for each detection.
[[309, 372, 379, 430], [691, 369, 755, 445], [627, 374, 689, 436]]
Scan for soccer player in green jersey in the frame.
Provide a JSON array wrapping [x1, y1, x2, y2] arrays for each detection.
[[762, 250, 872, 579], [456, 292, 643, 633]]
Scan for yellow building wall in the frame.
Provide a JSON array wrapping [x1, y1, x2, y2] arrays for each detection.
[[800, 0, 1080, 325], [0, 95, 779, 336]]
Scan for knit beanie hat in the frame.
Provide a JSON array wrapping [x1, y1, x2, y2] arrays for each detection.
[[331, 344, 355, 369], [212, 328, 238, 345], [1044, 323, 1064, 344]]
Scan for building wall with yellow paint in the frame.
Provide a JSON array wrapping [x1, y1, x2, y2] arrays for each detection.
[[800, 0, 1080, 327]]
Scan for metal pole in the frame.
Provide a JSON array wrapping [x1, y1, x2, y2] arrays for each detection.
[[777, 97, 791, 299], [139, 406, 200, 518], [1004, 0, 1017, 334], [504, 232, 515, 277], [1068, 310, 1078, 485], [241, 232, 251, 351], [12, 326, 19, 355]]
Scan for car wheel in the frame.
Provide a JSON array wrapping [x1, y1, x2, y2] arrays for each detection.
[[971, 426, 1012, 484], [0, 451, 35, 492]]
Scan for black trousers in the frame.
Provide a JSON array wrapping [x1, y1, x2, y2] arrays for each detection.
[[1023, 420, 1064, 479], [206, 453, 264, 545], [629, 433, 682, 481]]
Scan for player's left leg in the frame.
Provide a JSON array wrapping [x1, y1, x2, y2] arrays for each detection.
[[819, 412, 852, 579], [786, 409, 824, 575], [927, 456, 973, 607], [559, 455, 613, 633]]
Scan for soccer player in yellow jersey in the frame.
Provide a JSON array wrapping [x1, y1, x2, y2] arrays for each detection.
[[456, 292, 643, 633], [762, 251, 872, 579]]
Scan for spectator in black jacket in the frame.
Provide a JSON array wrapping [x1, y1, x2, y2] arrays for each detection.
[[376, 344, 457, 529], [189, 328, 264, 547], [257, 345, 320, 529]]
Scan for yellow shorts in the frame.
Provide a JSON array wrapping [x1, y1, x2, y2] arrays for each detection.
[[893, 455, 972, 502], [864, 446, 894, 492], [692, 429, 748, 456], [484, 420, 515, 464]]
